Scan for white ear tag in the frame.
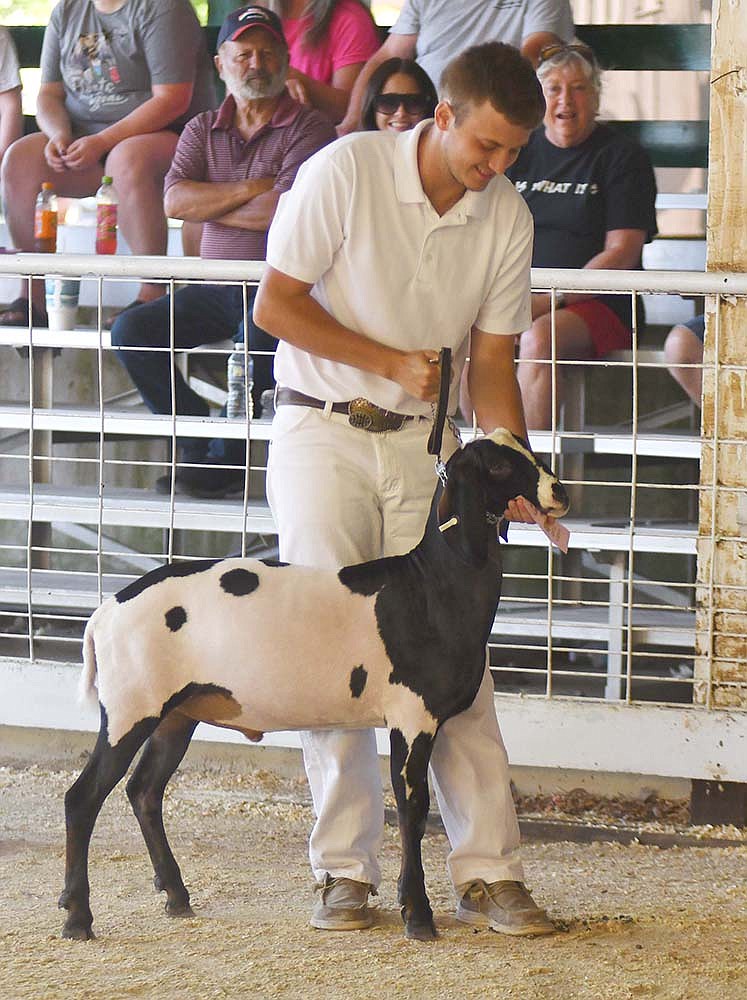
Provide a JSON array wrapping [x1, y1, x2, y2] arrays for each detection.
[[439, 516, 459, 533]]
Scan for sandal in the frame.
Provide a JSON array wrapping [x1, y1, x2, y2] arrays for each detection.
[[0, 297, 48, 327]]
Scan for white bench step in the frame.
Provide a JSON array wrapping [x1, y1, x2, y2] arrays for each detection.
[[492, 600, 695, 649], [0, 483, 275, 534], [0, 483, 698, 554], [0, 403, 273, 441], [0, 403, 701, 457], [0, 569, 695, 651]]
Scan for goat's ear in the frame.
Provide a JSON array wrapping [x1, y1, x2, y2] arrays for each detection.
[[437, 451, 490, 566], [487, 454, 514, 482]]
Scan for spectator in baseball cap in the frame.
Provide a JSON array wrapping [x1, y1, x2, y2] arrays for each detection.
[[217, 5, 287, 50]]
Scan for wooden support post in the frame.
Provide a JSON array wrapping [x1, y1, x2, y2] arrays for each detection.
[[692, 0, 747, 823]]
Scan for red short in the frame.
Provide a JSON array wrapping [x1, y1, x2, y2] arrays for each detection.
[[564, 299, 632, 358]]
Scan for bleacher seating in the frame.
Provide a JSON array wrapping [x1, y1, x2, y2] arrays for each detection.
[[9, 20, 711, 174], [0, 19, 714, 700]]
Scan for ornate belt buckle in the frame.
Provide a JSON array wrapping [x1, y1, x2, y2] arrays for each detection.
[[348, 398, 405, 432], [348, 397, 379, 431]]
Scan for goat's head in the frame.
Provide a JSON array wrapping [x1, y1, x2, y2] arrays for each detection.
[[437, 428, 570, 566]]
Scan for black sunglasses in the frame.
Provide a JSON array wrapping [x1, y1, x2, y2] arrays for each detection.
[[537, 42, 597, 67], [373, 92, 430, 116]]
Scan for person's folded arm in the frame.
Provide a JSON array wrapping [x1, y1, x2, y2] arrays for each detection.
[[216, 189, 281, 231], [254, 265, 441, 400], [164, 176, 276, 223], [583, 228, 647, 271], [532, 229, 647, 317]]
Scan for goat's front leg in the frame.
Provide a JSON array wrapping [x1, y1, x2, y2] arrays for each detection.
[[389, 728, 436, 941], [126, 711, 198, 917]]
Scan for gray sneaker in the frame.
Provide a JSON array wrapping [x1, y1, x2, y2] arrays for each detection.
[[311, 875, 376, 931], [456, 880, 555, 936]]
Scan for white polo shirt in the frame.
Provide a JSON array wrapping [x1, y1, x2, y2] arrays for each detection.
[[265, 119, 533, 416]]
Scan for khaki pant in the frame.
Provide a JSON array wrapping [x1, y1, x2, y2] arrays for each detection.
[[267, 404, 524, 890]]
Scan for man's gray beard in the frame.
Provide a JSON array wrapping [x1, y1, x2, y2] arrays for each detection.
[[238, 69, 287, 101]]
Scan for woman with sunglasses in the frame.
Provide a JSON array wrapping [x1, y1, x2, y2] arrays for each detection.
[[504, 43, 657, 430], [264, 1, 379, 123], [359, 58, 437, 132]]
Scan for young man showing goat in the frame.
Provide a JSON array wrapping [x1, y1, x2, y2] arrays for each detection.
[[60, 428, 568, 942], [254, 42, 557, 936]]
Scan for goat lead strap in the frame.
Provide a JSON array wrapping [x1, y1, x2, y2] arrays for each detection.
[[427, 346, 452, 463]]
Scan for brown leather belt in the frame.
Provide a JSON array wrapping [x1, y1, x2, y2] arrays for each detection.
[[275, 387, 416, 433]]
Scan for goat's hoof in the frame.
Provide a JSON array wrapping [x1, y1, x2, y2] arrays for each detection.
[[404, 920, 437, 941], [61, 921, 95, 941], [165, 899, 194, 918]]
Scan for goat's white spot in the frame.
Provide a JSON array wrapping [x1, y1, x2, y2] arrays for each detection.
[[385, 683, 437, 796], [487, 427, 533, 460]]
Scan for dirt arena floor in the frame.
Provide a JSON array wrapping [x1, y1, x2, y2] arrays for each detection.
[[1, 761, 746, 1000]]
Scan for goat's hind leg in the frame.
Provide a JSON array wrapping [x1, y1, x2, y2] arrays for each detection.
[[126, 711, 198, 917], [60, 711, 159, 940], [389, 728, 437, 941]]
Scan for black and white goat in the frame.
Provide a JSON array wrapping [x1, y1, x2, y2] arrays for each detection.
[[59, 428, 569, 942]]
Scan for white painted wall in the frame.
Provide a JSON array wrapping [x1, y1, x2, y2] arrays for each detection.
[[2, 658, 745, 782]]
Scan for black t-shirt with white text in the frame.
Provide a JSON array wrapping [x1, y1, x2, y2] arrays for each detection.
[[506, 123, 657, 326]]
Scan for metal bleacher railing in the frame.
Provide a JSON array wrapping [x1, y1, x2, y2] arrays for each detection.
[[0, 254, 746, 717]]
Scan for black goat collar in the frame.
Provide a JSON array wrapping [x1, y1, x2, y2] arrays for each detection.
[[436, 472, 509, 542]]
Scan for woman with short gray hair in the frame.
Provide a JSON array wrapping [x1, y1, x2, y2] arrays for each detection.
[[535, 41, 603, 96], [505, 43, 658, 430]]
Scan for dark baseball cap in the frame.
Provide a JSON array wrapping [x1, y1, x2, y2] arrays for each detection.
[[216, 5, 287, 49]]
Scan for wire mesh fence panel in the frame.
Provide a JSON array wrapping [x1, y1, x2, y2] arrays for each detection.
[[0, 255, 744, 714]]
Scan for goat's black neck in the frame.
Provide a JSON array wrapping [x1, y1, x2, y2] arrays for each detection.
[[410, 489, 503, 622], [338, 487, 503, 641]]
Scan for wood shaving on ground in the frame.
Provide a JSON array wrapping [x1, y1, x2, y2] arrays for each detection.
[[1, 763, 746, 1000]]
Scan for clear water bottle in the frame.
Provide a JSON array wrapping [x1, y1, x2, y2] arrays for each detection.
[[95, 175, 118, 254], [226, 349, 253, 420]]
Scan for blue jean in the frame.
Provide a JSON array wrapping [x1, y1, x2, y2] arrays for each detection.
[[111, 284, 277, 462]]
